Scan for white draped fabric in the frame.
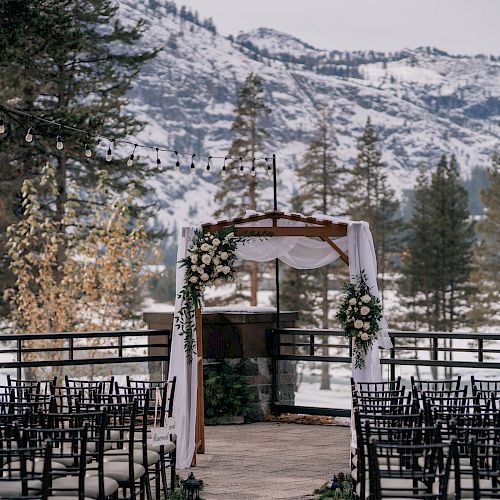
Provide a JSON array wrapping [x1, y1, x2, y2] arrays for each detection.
[[169, 211, 391, 468]]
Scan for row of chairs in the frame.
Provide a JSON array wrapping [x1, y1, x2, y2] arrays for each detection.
[[0, 375, 177, 499], [352, 375, 500, 499]]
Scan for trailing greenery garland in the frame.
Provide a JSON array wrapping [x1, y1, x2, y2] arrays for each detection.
[[336, 271, 383, 369], [176, 226, 245, 363]]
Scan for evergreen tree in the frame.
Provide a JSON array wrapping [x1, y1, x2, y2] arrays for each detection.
[[214, 73, 271, 306], [293, 109, 347, 389], [0, 0, 157, 316], [470, 153, 500, 326], [400, 155, 474, 332], [345, 117, 402, 300]]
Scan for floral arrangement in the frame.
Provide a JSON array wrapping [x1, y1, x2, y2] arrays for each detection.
[[336, 271, 383, 369], [176, 226, 245, 362]]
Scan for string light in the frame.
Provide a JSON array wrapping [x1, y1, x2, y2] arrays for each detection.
[[221, 157, 227, 178], [204, 156, 212, 176], [105, 139, 114, 162], [175, 151, 180, 171], [25, 127, 34, 143], [190, 154, 196, 176], [155, 147, 163, 171], [0, 105, 276, 174], [127, 144, 137, 167], [265, 157, 272, 176], [251, 158, 256, 177]]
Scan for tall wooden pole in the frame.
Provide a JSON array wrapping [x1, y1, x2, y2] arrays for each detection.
[[192, 307, 205, 466]]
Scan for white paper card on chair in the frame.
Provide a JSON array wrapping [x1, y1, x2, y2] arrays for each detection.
[[150, 426, 171, 446]]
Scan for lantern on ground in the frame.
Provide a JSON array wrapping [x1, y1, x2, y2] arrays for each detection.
[[181, 472, 203, 499]]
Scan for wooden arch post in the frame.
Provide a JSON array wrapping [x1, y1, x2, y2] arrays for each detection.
[[192, 211, 349, 465]]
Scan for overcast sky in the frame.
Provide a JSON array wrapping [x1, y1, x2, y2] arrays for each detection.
[[178, 0, 499, 55]]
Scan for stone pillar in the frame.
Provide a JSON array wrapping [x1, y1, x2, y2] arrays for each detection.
[[143, 308, 298, 421]]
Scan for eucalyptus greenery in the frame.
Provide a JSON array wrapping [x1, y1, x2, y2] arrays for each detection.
[[336, 271, 382, 369]]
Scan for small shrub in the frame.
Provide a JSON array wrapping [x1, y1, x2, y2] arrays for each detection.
[[204, 363, 253, 419], [314, 473, 352, 499]]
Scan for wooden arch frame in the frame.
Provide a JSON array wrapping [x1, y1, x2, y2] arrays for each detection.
[[192, 211, 350, 464]]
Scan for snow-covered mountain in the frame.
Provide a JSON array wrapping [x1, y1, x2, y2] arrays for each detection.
[[119, 1, 500, 233]]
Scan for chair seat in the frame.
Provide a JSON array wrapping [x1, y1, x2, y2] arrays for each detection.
[[104, 448, 160, 466], [131, 439, 175, 454], [5, 459, 66, 477], [0, 479, 42, 497], [87, 462, 145, 482], [51, 475, 118, 498]]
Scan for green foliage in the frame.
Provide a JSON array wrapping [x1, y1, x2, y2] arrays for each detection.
[[203, 363, 253, 419], [336, 272, 383, 368], [314, 473, 352, 499], [399, 155, 474, 331], [345, 117, 402, 300], [470, 153, 500, 326]]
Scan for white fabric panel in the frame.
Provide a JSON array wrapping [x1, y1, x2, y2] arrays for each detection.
[[168, 227, 198, 469]]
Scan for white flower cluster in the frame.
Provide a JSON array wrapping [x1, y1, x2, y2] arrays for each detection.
[[347, 294, 373, 341], [187, 231, 234, 287]]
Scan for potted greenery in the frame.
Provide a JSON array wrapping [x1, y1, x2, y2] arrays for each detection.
[[204, 362, 253, 424]]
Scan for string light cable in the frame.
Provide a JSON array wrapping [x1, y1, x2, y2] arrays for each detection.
[[0, 103, 276, 174]]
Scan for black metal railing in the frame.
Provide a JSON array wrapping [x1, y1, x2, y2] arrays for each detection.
[[0, 329, 171, 380], [271, 328, 500, 417]]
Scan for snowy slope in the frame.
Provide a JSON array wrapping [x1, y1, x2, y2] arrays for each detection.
[[118, 1, 500, 233]]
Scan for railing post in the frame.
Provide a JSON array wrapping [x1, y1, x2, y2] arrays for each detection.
[[68, 337, 74, 361], [118, 335, 124, 358], [17, 339, 22, 380], [478, 338, 484, 363], [390, 337, 396, 381], [271, 329, 279, 412], [309, 334, 315, 356]]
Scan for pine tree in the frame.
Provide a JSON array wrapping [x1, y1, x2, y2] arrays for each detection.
[[400, 155, 474, 332], [213, 73, 271, 306], [345, 117, 402, 301], [0, 0, 157, 317], [470, 153, 500, 326], [293, 109, 347, 389]]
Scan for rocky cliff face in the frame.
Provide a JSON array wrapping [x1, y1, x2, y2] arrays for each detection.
[[119, 1, 500, 231]]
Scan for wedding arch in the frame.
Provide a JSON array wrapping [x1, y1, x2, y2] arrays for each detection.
[[168, 210, 392, 468]]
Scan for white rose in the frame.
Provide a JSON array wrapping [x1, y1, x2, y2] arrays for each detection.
[[190, 255, 198, 264], [212, 238, 221, 246], [220, 252, 228, 260], [349, 298, 357, 305], [200, 264, 205, 269], [201, 254, 211, 265], [216, 265, 224, 272], [363, 322, 370, 330], [189, 276, 198, 283], [360, 332, 369, 341], [361, 294, 371, 303], [200, 243, 210, 251], [200, 273, 209, 281], [360, 306, 370, 316], [213, 257, 220, 266], [354, 319, 364, 329], [214, 278, 222, 286], [222, 266, 231, 275], [191, 265, 197, 271]]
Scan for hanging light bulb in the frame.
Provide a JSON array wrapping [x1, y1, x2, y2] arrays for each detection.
[[266, 158, 272, 176], [190, 154, 196, 176], [239, 156, 244, 176], [221, 157, 227, 178], [0, 118, 5, 134], [204, 156, 212, 176], [25, 127, 34, 143], [250, 158, 256, 177], [105, 139, 114, 162], [127, 144, 137, 167], [84, 144, 92, 158], [174, 151, 180, 171], [56, 135, 64, 150], [156, 147, 163, 171]]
